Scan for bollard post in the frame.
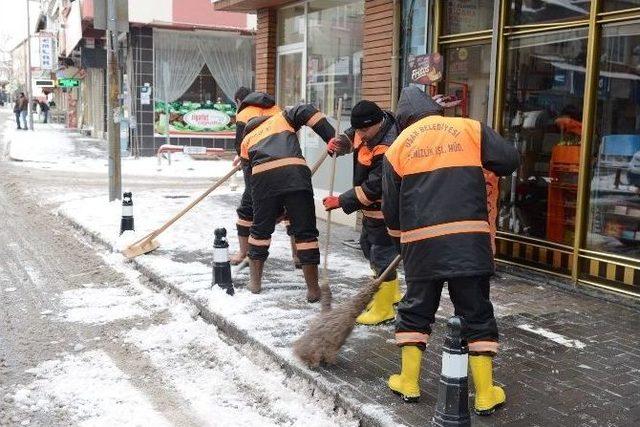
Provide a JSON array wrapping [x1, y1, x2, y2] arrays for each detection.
[[212, 228, 234, 295], [120, 192, 134, 235], [432, 316, 471, 427]]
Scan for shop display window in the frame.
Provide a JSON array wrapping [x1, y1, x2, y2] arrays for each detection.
[[508, 0, 591, 26], [603, 1, 640, 12], [277, 5, 305, 45], [499, 29, 589, 244], [442, 0, 495, 34], [586, 21, 640, 257], [401, 0, 428, 87], [442, 43, 491, 121]]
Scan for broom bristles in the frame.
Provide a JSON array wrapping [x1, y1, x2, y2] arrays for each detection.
[[293, 275, 383, 367]]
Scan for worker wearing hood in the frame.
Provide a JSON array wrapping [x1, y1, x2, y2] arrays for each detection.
[[382, 87, 519, 415], [230, 89, 282, 265]]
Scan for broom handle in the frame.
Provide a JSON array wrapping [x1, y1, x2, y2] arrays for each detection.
[[310, 150, 329, 175], [374, 255, 403, 285], [130, 164, 242, 246], [322, 98, 343, 283]]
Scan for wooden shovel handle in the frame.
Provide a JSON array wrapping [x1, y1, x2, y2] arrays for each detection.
[[130, 164, 242, 246]]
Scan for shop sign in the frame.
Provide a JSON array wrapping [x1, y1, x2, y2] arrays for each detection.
[[409, 53, 443, 85], [34, 79, 55, 88], [58, 78, 80, 87], [39, 37, 54, 70], [183, 109, 231, 131]]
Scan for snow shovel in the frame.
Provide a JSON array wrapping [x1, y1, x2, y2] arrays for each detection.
[[123, 164, 242, 258], [319, 98, 343, 312], [293, 255, 402, 367]]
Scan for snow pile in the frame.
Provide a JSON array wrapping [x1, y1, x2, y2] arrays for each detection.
[[14, 350, 171, 426], [517, 324, 587, 349], [5, 120, 235, 179]]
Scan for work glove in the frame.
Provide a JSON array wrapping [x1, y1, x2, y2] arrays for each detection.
[[322, 196, 340, 211], [433, 94, 463, 109], [327, 135, 351, 156]]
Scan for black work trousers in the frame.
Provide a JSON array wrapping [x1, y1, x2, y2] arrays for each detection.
[[360, 220, 398, 280], [236, 165, 254, 237], [249, 191, 319, 265], [395, 275, 499, 354]]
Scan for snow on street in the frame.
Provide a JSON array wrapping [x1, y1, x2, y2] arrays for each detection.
[[0, 113, 358, 427]]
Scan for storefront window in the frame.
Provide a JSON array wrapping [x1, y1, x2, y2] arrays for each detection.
[[509, 0, 591, 26], [153, 30, 254, 137], [499, 29, 589, 245], [586, 21, 640, 257], [442, 43, 491, 121], [305, 0, 364, 193], [603, 1, 640, 12], [277, 5, 305, 46], [443, 0, 494, 34], [401, 0, 428, 86]]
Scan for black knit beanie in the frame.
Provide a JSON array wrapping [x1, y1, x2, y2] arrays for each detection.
[[351, 100, 384, 129]]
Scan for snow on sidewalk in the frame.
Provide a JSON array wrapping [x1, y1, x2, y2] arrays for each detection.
[[5, 119, 235, 179], [51, 186, 396, 424]]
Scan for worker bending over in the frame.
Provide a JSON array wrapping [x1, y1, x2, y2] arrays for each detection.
[[322, 100, 402, 325], [383, 87, 519, 415], [230, 89, 281, 265], [240, 103, 335, 302]]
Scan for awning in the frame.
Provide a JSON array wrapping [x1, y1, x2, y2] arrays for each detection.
[[213, 0, 291, 13]]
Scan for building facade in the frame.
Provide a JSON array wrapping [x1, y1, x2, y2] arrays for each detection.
[[216, 0, 640, 297]]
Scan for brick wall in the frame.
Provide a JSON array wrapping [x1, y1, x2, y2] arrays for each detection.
[[255, 8, 277, 95], [362, 0, 394, 110]]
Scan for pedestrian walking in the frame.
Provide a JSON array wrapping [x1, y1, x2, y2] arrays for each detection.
[[19, 94, 28, 130], [230, 88, 281, 265], [382, 87, 519, 415], [322, 100, 402, 325], [39, 100, 50, 124], [240, 102, 335, 302], [13, 95, 23, 129]]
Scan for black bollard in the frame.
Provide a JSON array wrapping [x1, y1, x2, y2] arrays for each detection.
[[432, 316, 471, 427], [212, 228, 234, 295], [120, 192, 134, 235]]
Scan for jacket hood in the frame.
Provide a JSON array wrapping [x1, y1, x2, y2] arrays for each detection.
[[395, 86, 443, 131], [238, 92, 276, 112]]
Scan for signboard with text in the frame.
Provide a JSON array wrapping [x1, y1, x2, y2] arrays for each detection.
[[409, 53, 444, 85], [154, 100, 237, 138], [39, 37, 54, 70]]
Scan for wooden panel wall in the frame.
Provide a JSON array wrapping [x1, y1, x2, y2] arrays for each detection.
[[255, 8, 277, 95], [362, 0, 395, 110]]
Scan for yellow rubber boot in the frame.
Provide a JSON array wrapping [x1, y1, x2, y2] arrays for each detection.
[[390, 277, 403, 304], [469, 355, 506, 415], [356, 280, 396, 325], [388, 346, 422, 402]]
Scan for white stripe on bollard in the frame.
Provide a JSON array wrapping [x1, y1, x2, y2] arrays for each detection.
[[213, 247, 228, 263], [122, 205, 133, 216], [441, 352, 468, 379]]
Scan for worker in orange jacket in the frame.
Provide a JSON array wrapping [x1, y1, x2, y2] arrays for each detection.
[[382, 87, 519, 415]]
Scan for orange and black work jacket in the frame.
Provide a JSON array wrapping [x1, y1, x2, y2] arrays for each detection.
[[383, 88, 519, 281], [240, 103, 335, 201], [234, 92, 281, 155], [338, 112, 398, 244]]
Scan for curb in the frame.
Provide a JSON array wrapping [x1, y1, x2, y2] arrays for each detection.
[[57, 211, 397, 427]]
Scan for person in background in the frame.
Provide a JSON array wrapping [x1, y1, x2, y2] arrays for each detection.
[[39, 100, 50, 124], [13, 94, 23, 130], [19, 93, 28, 130]]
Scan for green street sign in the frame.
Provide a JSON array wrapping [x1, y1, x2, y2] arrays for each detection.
[[58, 78, 79, 87]]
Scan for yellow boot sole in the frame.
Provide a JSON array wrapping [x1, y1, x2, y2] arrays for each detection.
[[388, 374, 420, 403], [474, 385, 506, 415]]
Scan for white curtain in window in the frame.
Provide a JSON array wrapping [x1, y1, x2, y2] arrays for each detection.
[[154, 30, 205, 102], [197, 33, 254, 100]]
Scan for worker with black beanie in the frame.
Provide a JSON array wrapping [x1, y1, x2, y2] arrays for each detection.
[[322, 99, 402, 325]]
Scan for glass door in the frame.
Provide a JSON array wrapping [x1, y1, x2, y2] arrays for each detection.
[[277, 46, 305, 108]]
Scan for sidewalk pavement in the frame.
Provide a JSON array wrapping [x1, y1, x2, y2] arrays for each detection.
[[51, 183, 640, 427]]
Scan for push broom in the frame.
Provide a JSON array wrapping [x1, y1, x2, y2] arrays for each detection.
[[293, 254, 402, 367], [123, 164, 242, 258]]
